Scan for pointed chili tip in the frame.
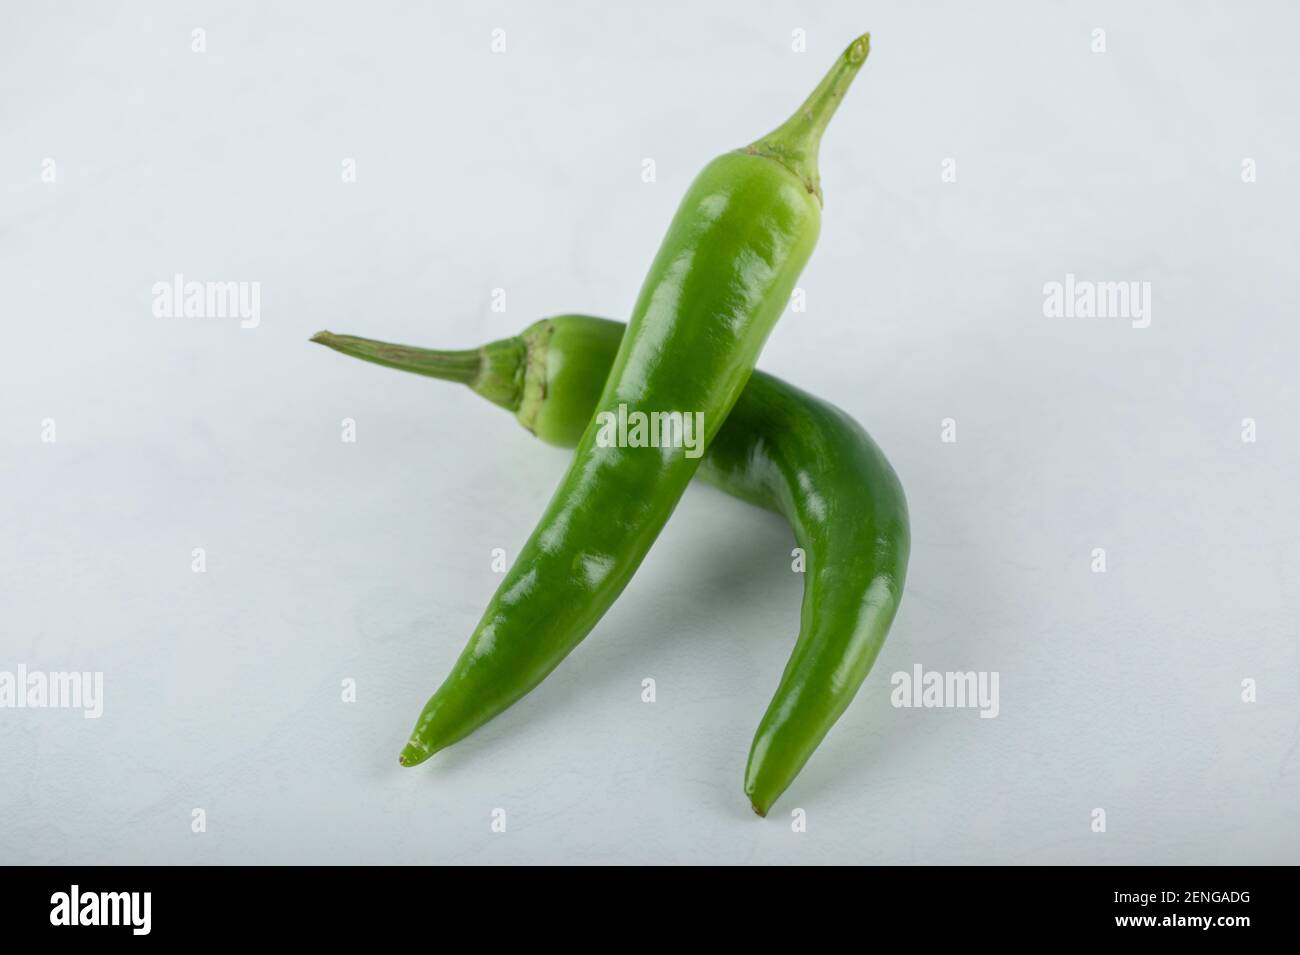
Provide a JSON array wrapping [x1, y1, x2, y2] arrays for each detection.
[[746, 780, 772, 817], [399, 740, 432, 767], [310, 331, 334, 345]]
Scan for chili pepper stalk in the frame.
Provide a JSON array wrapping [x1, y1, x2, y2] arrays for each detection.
[[313, 320, 620, 446], [746, 31, 870, 202]]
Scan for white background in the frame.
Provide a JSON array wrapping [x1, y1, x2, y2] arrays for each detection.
[[2, 1, 1297, 864]]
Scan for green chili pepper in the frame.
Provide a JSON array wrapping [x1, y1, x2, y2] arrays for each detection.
[[313, 313, 908, 816], [378, 33, 871, 784]]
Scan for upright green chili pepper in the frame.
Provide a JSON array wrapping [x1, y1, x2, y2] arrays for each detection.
[[392, 34, 871, 775], [313, 311, 907, 816]]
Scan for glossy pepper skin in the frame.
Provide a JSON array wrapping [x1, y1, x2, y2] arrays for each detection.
[[313, 313, 908, 816], [388, 35, 871, 772]]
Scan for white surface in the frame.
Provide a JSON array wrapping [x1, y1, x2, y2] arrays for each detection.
[[2, 1, 1298, 865]]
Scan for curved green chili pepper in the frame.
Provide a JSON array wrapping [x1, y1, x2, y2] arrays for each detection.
[[313, 312, 907, 816], [384, 33, 871, 783]]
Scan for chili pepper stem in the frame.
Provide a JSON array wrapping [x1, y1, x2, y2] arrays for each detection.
[[744, 31, 870, 202], [310, 330, 524, 411], [311, 331, 481, 384]]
